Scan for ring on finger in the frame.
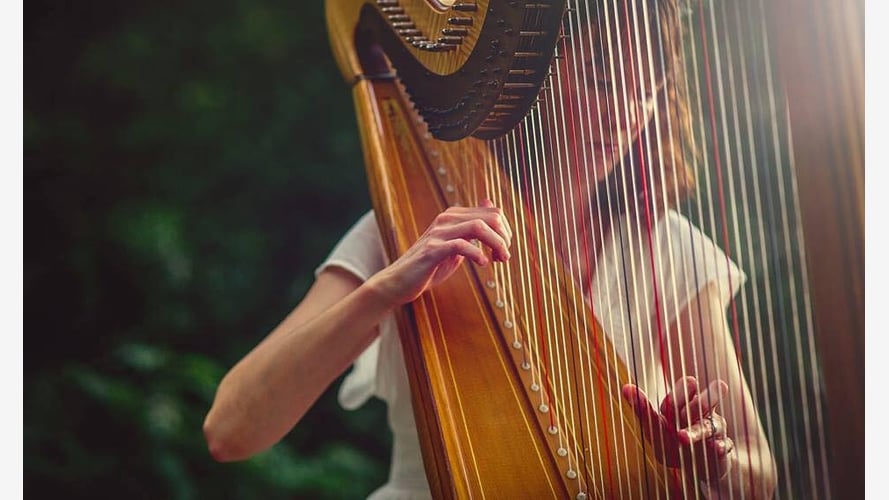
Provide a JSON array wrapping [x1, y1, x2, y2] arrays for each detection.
[[705, 413, 722, 439]]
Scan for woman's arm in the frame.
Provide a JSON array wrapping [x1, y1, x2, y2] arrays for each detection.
[[622, 282, 778, 498], [669, 282, 778, 498], [202, 204, 512, 462], [202, 267, 391, 462]]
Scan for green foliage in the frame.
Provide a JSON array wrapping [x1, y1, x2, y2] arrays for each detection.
[[25, 0, 388, 497]]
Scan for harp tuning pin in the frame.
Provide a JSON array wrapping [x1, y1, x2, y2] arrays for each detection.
[[442, 27, 469, 36], [566, 469, 577, 479], [496, 299, 505, 308], [521, 361, 531, 370], [548, 425, 558, 435], [530, 382, 540, 392], [538, 403, 549, 413], [447, 16, 474, 26], [504, 319, 513, 328], [557, 447, 568, 457], [512, 340, 521, 349], [452, 2, 478, 11]]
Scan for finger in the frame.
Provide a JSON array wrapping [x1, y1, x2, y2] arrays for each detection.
[[715, 436, 735, 457], [434, 219, 511, 262], [681, 411, 727, 443], [661, 376, 698, 427], [426, 238, 487, 267], [478, 202, 513, 245], [622, 384, 668, 442], [684, 379, 728, 424], [434, 206, 513, 248], [498, 211, 513, 242]]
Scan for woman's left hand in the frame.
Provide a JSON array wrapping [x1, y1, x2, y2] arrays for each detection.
[[622, 376, 735, 484]]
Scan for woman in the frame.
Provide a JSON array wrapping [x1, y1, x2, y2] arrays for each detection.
[[203, 0, 778, 497]]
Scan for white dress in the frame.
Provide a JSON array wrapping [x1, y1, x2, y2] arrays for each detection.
[[315, 209, 745, 499]]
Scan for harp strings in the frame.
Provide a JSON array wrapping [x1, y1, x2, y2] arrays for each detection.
[[429, 0, 832, 496], [563, 6, 623, 495], [564, 1, 631, 494], [687, 0, 815, 497], [548, 21, 592, 489], [529, 91, 581, 482], [618, 1, 691, 493], [578, 3, 644, 494], [702, 1, 775, 495], [732, 0, 832, 496]]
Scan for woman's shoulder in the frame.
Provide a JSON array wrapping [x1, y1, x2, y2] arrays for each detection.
[[656, 209, 730, 262], [315, 209, 387, 282], [655, 209, 747, 305]]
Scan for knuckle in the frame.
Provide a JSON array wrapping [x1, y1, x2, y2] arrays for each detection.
[[491, 217, 506, 234], [434, 212, 450, 225], [447, 239, 463, 251]]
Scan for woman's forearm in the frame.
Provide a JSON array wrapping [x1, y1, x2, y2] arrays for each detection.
[[203, 277, 395, 462], [203, 204, 513, 462]]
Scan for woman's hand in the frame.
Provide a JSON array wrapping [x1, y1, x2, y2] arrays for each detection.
[[622, 376, 735, 484], [367, 200, 512, 306]]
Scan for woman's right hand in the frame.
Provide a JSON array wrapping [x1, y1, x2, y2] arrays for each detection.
[[366, 200, 513, 306]]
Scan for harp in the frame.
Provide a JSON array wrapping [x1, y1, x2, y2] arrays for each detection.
[[325, 0, 863, 498]]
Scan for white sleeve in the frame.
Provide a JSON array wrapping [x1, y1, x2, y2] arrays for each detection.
[[315, 210, 388, 410], [654, 211, 747, 330], [315, 210, 387, 282]]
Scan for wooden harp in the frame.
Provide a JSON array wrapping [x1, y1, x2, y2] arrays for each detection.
[[325, 0, 863, 498]]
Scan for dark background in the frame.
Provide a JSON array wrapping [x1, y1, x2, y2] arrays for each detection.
[[25, 1, 390, 498]]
